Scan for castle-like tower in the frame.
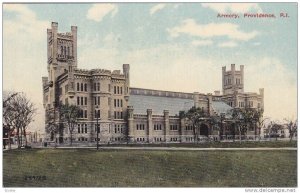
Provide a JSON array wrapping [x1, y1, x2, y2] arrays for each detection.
[[42, 22, 130, 143], [222, 64, 244, 95]]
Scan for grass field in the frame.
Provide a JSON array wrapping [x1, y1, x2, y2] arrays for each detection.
[[3, 148, 297, 187], [103, 140, 297, 148]]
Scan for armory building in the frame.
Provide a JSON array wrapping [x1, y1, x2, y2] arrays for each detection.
[[42, 22, 264, 144]]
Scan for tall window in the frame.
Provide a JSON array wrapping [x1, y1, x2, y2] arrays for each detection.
[[94, 83, 97, 91], [84, 83, 87, 92], [67, 47, 70, 56], [77, 83, 80, 91], [84, 97, 87, 105], [61, 46, 63, 56], [81, 97, 83, 106], [97, 83, 100, 91], [81, 83, 83, 91], [64, 46, 66, 56], [77, 97, 80, 105]]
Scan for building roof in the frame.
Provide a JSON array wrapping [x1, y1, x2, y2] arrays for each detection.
[[128, 94, 194, 116], [211, 101, 233, 118]]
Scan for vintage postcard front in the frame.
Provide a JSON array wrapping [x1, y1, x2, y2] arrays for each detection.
[[2, 2, 297, 191]]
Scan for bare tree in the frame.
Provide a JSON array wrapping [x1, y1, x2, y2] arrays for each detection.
[[60, 104, 81, 146], [3, 92, 36, 148], [266, 121, 284, 141], [3, 92, 19, 149], [284, 119, 297, 142]]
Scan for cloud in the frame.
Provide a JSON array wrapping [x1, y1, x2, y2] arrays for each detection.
[[3, 4, 48, 41], [244, 57, 297, 121], [218, 41, 237, 48], [86, 4, 118, 22], [192, 40, 213, 47], [74, 38, 296, 121], [150, 4, 166, 15], [202, 3, 262, 13], [3, 4, 49, 132], [168, 19, 258, 41]]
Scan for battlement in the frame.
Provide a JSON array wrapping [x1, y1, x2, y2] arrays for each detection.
[[90, 69, 112, 77], [57, 32, 73, 39]]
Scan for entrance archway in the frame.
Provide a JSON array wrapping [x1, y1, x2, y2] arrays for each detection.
[[200, 124, 209, 136]]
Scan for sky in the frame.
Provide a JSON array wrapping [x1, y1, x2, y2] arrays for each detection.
[[2, 3, 298, 132]]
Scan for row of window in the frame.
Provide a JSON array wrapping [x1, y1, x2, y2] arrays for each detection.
[[224, 78, 241, 86], [170, 137, 178, 142], [154, 124, 162, 130], [114, 124, 124, 134], [60, 46, 71, 57], [77, 82, 123, 94], [170, 125, 179, 131], [77, 83, 87, 92], [78, 137, 88, 141], [78, 110, 88, 119], [137, 137, 145, 142], [114, 99, 123, 108], [77, 124, 88, 133], [77, 97, 88, 106], [154, 137, 163, 142], [185, 125, 193, 131], [94, 96, 101, 106], [114, 111, 123, 119], [94, 110, 101, 118], [136, 124, 145, 130], [114, 86, 123, 94]]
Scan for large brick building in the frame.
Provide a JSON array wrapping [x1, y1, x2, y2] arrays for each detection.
[[42, 22, 264, 144]]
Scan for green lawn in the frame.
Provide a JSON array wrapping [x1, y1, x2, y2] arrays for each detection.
[[3, 149, 297, 187], [106, 140, 297, 148]]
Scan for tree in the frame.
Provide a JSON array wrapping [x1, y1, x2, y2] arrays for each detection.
[[45, 108, 59, 141], [284, 119, 297, 142], [267, 121, 284, 141], [3, 92, 36, 148], [230, 108, 243, 142], [60, 104, 81, 146], [182, 107, 209, 143]]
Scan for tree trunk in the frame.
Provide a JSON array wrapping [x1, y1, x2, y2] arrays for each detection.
[[23, 128, 28, 146], [238, 126, 242, 144], [17, 128, 21, 148], [8, 129, 11, 150], [70, 131, 73, 146]]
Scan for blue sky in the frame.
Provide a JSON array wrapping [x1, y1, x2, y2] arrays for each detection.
[[3, 3, 298, 131]]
